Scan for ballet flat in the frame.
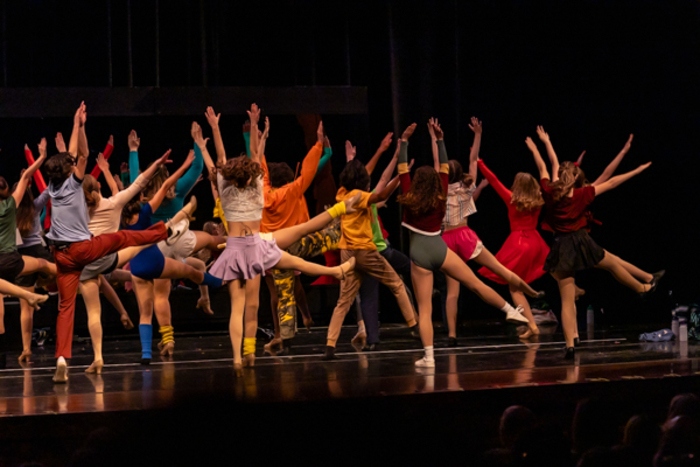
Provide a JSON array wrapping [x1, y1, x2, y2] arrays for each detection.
[[85, 359, 104, 375]]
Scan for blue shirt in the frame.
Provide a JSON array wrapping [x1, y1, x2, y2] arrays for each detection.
[[127, 203, 154, 231], [46, 175, 93, 243]]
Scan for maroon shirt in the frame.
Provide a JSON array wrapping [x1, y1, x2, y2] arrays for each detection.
[[540, 178, 595, 233], [400, 171, 449, 234]]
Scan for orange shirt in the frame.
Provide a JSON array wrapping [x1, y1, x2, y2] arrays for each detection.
[[336, 188, 376, 250], [260, 142, 323, 233]]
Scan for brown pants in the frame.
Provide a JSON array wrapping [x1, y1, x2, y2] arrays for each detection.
[[326, 249, 416, 346]]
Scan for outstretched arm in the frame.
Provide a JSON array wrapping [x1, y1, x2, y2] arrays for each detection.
[[192, 121, 215, 175], [472, 178, 489, 202], [205, 106, 226, 165], [13, 143, 47, 206], [373, 143, 400, 194], [90, 135, 115, 178], [397, 123, 417, 194], [365, 132, 393, 175], [468, 117, 482, 181], [476, 159, 510, 204], [536, 126, 558, 181], [295, 121, 324, 193], [430, 120, 450, 174], [257, 117, 270, 159], [128, 130, 141, 184], [592, 134, 634, 186], [75, 103, 89, 180], [317, 136, 333, 173], [525, 137, 550, 180], [427, 119, 440, 172], [68, 102, 83, 157], [594, 162, 651, 196], [149, 151, 195, 213]]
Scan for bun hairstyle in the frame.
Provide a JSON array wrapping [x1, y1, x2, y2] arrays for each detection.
[[510, 172, 544, 212], [121, 199, 142, 227], [448, 160, 474, 188], [398, 166, 446, 216], [44, 152, 75, 186], [219, 155, 264, 189], [268, 162, 295, 188], [12, 183, 35, 237], [548, 161, 584, 202], [82, 174, 102, 209], [339, 159, 371, 192]]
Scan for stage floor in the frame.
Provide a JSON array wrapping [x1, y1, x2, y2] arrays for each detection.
[[0, 322, 697, 418]]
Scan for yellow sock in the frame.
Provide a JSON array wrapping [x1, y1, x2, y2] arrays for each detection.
[[327, 201, 346, 219], [243, 337, 256, 356], [159, 326, 174, 344]]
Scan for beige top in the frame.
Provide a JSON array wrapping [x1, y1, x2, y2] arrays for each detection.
[[88, 174, 150, 236]]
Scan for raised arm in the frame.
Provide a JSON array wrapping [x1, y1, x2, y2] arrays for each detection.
[[74, 103, 89, 180], [594, 162, 651, 196], [295, 121, 324, 193], [128, 130, 140, 184], [368, 175, 401, 205], [192, 121, 215, 175], [256, 117, 270, 159], [397, 123, 417, 194], [468, 117, 482, 181], [525, 137, 550, 180], [373, 143, 400, 193], [96, 153, 119, 196], [427, 119, 440, 172], [365, 132, 393, 175], [536, 125, 559, 181], [205, 106, 226, 165], [431, 119, 449, 174], [345, 140, 356, 163], [13, 143, 47, 205], [90, 135, 115, 178], [592, 134, 634, 186], [149, 151, 195, 213], [55, 132, 67, 153], [67, 102, 83, 157], [476, 159, 510, 204], [247, 104, 263, 164], [472, 178, 489, 202], [24, 139, 48, 192]]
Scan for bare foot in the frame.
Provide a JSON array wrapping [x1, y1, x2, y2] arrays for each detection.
[[120, 314, 135, 330], [334, 257, 356, 280], [343, 192, 362, 214], [351, 330, 367, 346], [575, 286, 586, 301], [27, 294, 49, 310], [263, 337, 283, 354], [18, 350, 32, 363], [197, 297, 214, 315], [519, 327, 540, 340]]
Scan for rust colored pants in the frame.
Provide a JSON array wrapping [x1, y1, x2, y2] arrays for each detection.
[[52, 223, 168, 359]]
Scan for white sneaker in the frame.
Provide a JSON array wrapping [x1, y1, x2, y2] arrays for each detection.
[[505, 305, 529, 324], [415, 357, 435, 368], [53, 360, 68, 384]]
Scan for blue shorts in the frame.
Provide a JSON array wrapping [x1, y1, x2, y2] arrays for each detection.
[[130, 245, 166, 280]]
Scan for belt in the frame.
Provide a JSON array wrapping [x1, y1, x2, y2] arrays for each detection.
[[46, 239, 73, 251]]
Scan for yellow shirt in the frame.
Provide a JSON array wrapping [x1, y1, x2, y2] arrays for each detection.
[[336, 188, 376, 250]]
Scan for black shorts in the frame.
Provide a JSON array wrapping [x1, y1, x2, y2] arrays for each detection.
[[0, 250, 26, 283], [14, 244, 53, 287]]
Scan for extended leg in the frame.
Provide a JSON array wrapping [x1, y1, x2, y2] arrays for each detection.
[[79, 279, 104, 372], [98, 275, 133, 329], [274, 251, 353, 279], [595, 251, 648, 293], [473, 248, 541, 298], [510, 287, 539, 337], [605, 251, 653, 283]]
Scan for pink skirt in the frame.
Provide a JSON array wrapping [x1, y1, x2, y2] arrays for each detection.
[[443, 226, 482, 262], [210, 235, 283, 281]]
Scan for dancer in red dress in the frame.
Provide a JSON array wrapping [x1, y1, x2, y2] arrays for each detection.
[[476, 159, 549, 338]]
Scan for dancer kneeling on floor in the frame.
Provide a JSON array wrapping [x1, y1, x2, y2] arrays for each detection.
[[397, 120, 530, 369]]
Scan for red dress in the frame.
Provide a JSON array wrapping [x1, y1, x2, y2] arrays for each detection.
[[476, 160, 549, 284]]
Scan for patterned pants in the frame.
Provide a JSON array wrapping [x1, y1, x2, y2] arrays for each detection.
[[273, 222, 341, 340]]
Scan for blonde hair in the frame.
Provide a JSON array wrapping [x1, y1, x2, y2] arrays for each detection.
[[547, 161, 583, 202], [82, 174, 102, 209], [510, 172, 544, 212], [144, 166, 176, 201]]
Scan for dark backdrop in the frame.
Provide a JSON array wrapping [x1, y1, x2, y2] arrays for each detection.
[[1, 0, 698, 325]]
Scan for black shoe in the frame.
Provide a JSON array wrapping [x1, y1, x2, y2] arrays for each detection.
[[573, 337, 580, 347], [564, 347, 575, 360], [652, 270, 665, 284], [141, 358, 151, 366], [409, 325, 421, 339], [363, 343, 379, 352], [535, 290, 546, 299], [447, 337, 458, 348], [322, 346, 337, 360]]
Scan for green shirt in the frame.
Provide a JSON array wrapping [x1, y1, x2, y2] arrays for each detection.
[[369, 203, 387, 252], [0, 197, 17, 253]]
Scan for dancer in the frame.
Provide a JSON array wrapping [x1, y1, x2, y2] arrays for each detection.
[[439, 118, 543, 346], [475, 157, 549, 339], [321, 135, 420, 361], [45, 102, 179, 382], [207, 103, 357, 374], [525, 126, 654, 358], [77, 149, 174, 373], [123, 152, 212, 364], [397, 120, 528, 368]]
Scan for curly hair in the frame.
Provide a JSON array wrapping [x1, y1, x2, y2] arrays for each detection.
[[547, 161, 584, 202], [0, 176, 8, 198], [398, 166, 446, 216], [268, 162, 295, 188], [44, 152, 75, 187], [82, 174, 102, 210], [339, 159, 370, 192], [121, 199, 142, 228], [219, 155, 264, 189], [448, 160, 474, 188], [510, 172, 544, 212], [13, 183, 35, 238]]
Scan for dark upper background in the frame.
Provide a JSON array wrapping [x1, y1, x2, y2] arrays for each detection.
[[0, 0, 698, 323]]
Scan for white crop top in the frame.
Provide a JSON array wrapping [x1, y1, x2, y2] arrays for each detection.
[[217, 172, 264, 222]]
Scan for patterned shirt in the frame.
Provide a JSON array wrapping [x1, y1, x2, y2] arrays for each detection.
[[443, 182, 477, 227]]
